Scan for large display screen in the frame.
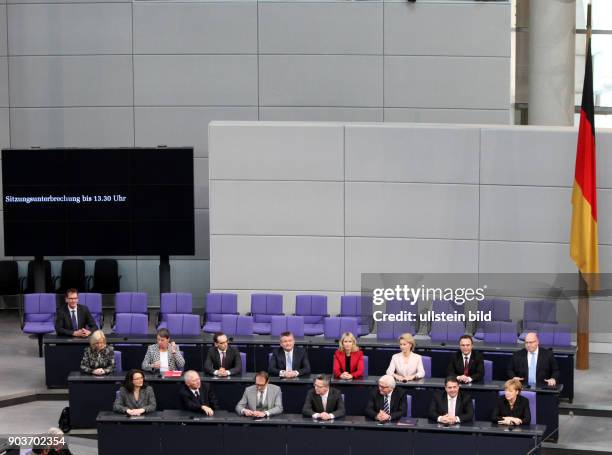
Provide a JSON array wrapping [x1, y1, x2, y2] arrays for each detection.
[[2, 148, 195, 256]]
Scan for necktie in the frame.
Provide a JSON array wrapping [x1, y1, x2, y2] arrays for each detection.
[[463, 356, 469, 376], [322, 394, 327, 411], [220, 351, 226, 369], [383, 395, 390, 414], [528, 352, 537, 386], [257, 391, 264, 411], [71, 310, 78, 330], [194, 390, 201, 403], [286, 352, 293, 371], [448, 397, 455, 418]]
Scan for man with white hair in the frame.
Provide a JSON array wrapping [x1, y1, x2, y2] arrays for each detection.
[[179, 370, 218, 416], [364, 374, 406, 421]]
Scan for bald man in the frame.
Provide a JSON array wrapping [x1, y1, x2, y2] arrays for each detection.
[[508, 332, 559, 387]]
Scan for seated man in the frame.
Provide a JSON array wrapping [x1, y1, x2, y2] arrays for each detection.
[[302, 374, 345, 420], [236, 371, 283, 418], [507, 332, 559, 387], [55, 288, 98, 337], [429, 376, 474, 424], [179, 370, 218, 416], [204, 332, 242, 377], [269, 331, 311, 378], [364, 375, 406, 422], [446, 335, 485, 383]]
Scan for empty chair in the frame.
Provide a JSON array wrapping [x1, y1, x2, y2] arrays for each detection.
[[166, 314, 201, 336], [482, 321, 517, 344], [203, 293, 238, 333], [114, 313, 148, 335], [498, 390, 537, 424], [115, 292, 148, 314], [250, 294, 284, 335], [552, 324, 572, 346], [158, 293, 193, 329], [221, 314, 254, 336], [324, 317, 358, 339], [89, 259, 121, 294], [57, 259, 86, 293], [270, 315, 305, 337], [430, 321, 465, 342], [240, 352, 246, 374], [22, 293, 56, 357], [474, 298, 512, 340], [24, 260, 55, 293], [422, 355, 432, 378], [530, 322, 571, 346], [114, 350, 123, 373], [295, 295, 328, 336], [520, 300, 558, 340], [80, 293, 104, 329], [0, 260, 21, 295], [484, 359, 493, 383], [340, 295, 373, 336]]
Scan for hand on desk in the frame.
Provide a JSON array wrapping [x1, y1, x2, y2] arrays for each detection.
[[498, 417, 522, 425], [456, 375, 472, 383], [375, 410, 391, 422], [92, 368, 106, 375], [73, 328, 90, 338], [127, 408, 145, 416], [438, 414, 458, 425], [544, 378, 556, 387], [339, 372, 353, 380], [201, 405, 214, 416]]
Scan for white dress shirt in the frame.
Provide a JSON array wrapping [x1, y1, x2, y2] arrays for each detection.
[[159, 351, 169, 372], [312, 391, 335, 420]]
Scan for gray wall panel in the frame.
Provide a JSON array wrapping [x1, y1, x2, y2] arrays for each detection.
[[9, 56, 133, 107], [210, 181, 343, 236], [7, 4, 132, 55], [134, 55, 258, 106], [259, 2, 382, 54], [346, 182, 478, 239], [0, 108, 8, 149], [0, 5, 7, 55], [345, 124, 479, 183], [209, 122, 344, 181], [211, 235, 344, 291], [194, 158, 209, 210], [0, 57, 8, 107], [479, 241, 579, 274], [385, 56, 509, 109], [195, 209, 210, 260], [10, 108, 134, 147], [133, 2, 257, 54], [385, 108, 510, 125], [260, 107, 383, 122], [384, 2, 510, 57], [134, 107, 258, 158], [170, 260, 210, 306], [259, 55, 382, 107]]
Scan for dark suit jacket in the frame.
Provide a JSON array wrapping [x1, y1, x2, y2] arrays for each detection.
[[491, 395, 531, 425], [333, 350, 364, 379], [55, 304, 98, 336], [364, 387, 406, 421], [302, 387, 345, 419], [268, 347, 311, 376], [428, 390, 474, 422], [446, 350, 485, 383], [204, 346, 242, 376], [507, 348, 560, 385], [179, 383, 219, 412]]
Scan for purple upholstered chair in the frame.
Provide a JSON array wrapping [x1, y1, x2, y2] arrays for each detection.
[[114, 350, 123, 373], [158, 293, 193, 329], [474, 298, 512, 340], [430, 321, 465, 342], [421, 355, 432, 378], [221, 315, 254, 336], [484, 359, 493, 383], [520, 300, 558, 340], [376, 321, 396, 340], [114, 313, 148, 335], [251, 294, 284, 335], [363, 355, 369, 377], [405, 394, 413, 417], [204, 293, 238, 333], [80, 293, 103, 329], [482, 321, 517, 344], [324, 317, 359, 339], [499, 390, 536, 424], [553, 323, 572, 346], [295, 295, 328, 335], [530, 322, 571, 346], [23, 293, 57, 357], [115, 292, 148, 314], [382, 300, 418, 336], [240, 352, 246, 374], [340, 295, 373, 336], [166, 314, 201, 336], [270, 316, 305, 337]]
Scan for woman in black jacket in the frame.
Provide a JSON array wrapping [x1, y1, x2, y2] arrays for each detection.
[[492, 378, 531, 425]]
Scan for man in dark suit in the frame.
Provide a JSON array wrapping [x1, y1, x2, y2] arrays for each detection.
[[204, 332, 242, 377], [508, 332, 559, 387], [429, 376, 474, 424], [365, 375, 406, 422], [302, 374, 345, 420], [179, 370, 218, 416], [446, 335, 485, 383], [269, 331, 311, 378], [55, 288, 97, 337]]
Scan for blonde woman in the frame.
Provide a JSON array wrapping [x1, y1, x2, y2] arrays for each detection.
[[80, 330, 114, 375], [333, 332, 364, 379], [492, 378, 531, 425], [386, 333, 424, 382]]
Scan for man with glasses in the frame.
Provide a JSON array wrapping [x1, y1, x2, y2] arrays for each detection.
[[446, 335, 485, 383], [204, 332, 242, 377], [302, 374, 345, 420], [508, 332, 559, 387], [55, 288, 97, 337], [236, 371, 283, 418], [365, 375, 406, 422]]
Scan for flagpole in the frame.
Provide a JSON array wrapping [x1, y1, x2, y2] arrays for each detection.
[[576, 2, 592, 371]]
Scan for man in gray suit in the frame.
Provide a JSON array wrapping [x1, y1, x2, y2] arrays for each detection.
[[236, 371, 283, 418]]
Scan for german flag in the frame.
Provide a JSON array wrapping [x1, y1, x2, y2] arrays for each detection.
[[570, 37, 599, 288]]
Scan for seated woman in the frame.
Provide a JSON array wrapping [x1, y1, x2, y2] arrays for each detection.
[[141, 328, 185, 373], [333, 332, 364, 380], [492, 378, 531, 425], [113, 369, 157, 416], [386, 333, 425, 382], [80, 330, 114, 375]]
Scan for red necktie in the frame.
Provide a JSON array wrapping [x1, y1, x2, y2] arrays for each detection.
[[463, 356, 469, 376], [221, 351, 226, 368]]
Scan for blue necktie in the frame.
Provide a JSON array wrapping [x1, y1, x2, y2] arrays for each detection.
[[384, 395, 391, 414], [71, 310, 78, 331], [528, 352, 536, 386], [286, 353, 292, 370]]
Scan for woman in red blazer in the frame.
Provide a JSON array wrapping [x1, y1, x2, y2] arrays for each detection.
[[333, 332, 364, 380]]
